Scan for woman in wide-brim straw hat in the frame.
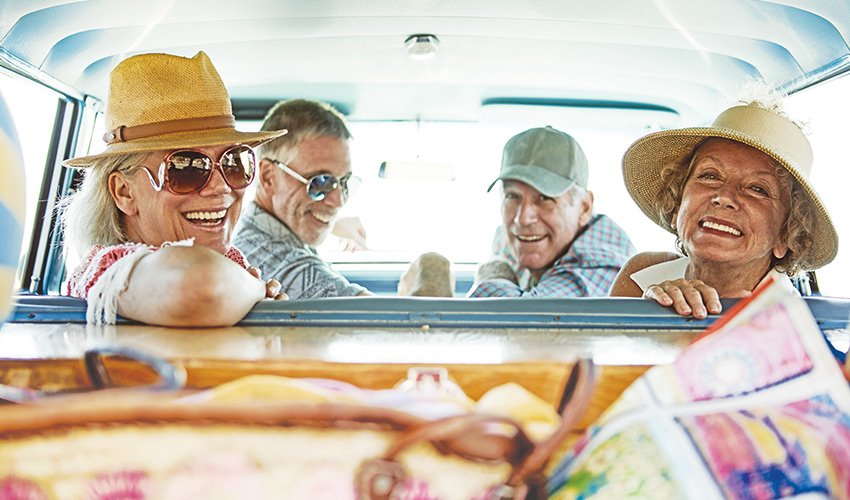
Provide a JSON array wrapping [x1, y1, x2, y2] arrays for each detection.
[[62, 51, 288, 326], [609, 93, 838, 318]]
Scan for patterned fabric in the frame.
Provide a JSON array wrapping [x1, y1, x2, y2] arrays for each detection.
[[469, 214, 635, 298], [64, 240, 248, 299], [234, 202, 367, 299], [0, 376, 564, 499], [0, 439, 505, 500], [547, 277, 850, 500]]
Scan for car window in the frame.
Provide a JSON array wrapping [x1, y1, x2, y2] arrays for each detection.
[[0, 73, 61, 289], [785, 75, 850, 298]]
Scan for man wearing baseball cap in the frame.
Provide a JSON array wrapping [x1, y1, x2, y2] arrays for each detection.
[[469, 126, 635, 297]]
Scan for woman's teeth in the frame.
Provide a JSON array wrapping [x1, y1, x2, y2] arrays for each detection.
[[701, 220, 741, 236], [185, 210, 226, 226]]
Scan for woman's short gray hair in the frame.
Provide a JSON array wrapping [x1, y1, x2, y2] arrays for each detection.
[[60, 152, 148, 263]]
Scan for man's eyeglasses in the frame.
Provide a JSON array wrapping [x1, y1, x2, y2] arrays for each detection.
[[143, 145, 256, 195], [267, 158, 362, 202]]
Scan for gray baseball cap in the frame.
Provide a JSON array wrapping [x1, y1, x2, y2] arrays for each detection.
[[487, 126, 589, 197]]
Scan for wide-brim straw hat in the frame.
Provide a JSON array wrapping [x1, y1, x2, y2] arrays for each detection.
[[622, 104, 837, 270], [63, 51, 286, 167]]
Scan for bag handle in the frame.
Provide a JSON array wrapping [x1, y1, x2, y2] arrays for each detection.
[[0, 346, 186, 403], [501, 358, 594, 499], [84, 346, 186, 390], [357, 358, 595, 500]]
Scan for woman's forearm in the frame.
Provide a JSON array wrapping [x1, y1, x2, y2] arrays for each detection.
[[117, 245, 265, 327]]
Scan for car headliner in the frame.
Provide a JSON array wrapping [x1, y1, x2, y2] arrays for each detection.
[[2, 0, 849, 126]]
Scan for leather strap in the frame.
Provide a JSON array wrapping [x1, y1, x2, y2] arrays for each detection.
[[503, 359, 594, 496], [103, 115, 235, 144], [383, 414, 529, 464], [359, 359, 595, 500], [0, 347, 187, 403]]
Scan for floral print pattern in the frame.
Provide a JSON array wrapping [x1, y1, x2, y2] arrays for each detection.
[[160, 452, 266, 500], [86, 470, 149, 500], [0, 476, 48, 500]]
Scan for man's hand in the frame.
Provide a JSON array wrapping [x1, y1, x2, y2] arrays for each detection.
[[332, 216, 368, 252], [475, 259, 518, 285], [398, 252, 455, 297]]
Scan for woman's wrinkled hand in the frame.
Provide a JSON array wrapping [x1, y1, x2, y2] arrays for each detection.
[[643, 278, 722, 319], [247, 265, 288, 300]]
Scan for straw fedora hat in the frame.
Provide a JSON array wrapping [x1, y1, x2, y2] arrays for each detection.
[[622, 104, 838, 270], [63, 51, 286, 167]]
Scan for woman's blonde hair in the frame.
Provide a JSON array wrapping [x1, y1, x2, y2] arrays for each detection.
[[60, 152, 149, 263]]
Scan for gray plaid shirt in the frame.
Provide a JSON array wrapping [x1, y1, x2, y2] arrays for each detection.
[[234, 202, 367, 299]]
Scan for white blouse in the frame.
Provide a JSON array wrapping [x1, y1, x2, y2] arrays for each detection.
[[629, 257, 797, 294]]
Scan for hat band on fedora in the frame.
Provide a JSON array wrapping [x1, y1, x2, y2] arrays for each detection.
[[103, 115, 236, 144]]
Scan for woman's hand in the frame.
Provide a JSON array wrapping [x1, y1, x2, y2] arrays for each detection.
[[247, 265, 288, 300], [643, 278, 723, 319]]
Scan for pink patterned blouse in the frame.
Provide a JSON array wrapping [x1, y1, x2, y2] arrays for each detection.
[[65, 241, 248, 299]]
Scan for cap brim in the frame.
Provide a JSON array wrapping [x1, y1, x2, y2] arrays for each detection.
[[487, 164, 577, 197], [62, 128, 287, 168]]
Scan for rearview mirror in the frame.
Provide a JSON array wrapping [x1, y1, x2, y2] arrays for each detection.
[[378, 161, 455, 181]]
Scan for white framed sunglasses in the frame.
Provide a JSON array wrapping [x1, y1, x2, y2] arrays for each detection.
[[267, 158, 362, 202]]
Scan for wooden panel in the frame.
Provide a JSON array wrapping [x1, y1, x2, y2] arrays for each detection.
[[0, 357, 649, 431]]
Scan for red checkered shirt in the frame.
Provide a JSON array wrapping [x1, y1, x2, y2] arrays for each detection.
[[468, 214, 635, 297]]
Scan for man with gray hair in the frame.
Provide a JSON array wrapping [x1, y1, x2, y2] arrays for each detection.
[[235, 99, 453, 298], [234, 99, 371, 298], [469, 126, 635, 297]]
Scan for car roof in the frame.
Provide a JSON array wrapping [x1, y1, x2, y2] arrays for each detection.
[[3, 0, 850, 126]]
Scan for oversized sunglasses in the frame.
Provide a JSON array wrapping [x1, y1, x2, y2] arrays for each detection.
[[267, 158, 362, 202], [143, 145, 257, 195]]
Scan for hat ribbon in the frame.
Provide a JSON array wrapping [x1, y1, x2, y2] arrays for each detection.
[[103, 115, 236, 144]]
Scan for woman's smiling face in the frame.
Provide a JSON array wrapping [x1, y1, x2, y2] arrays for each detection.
[[675, 138, 790, 271], [115, 144, 246, 254]]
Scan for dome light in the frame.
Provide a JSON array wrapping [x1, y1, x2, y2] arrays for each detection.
[[405, 34, 440, 61]]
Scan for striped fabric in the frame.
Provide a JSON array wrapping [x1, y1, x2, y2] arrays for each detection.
[[469, 214, 635, 298], [0, 90, 25, 322]]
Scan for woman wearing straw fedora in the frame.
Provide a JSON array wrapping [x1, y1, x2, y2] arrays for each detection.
[[610, 94, 838, 319], [61, 51, 288, 326]]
